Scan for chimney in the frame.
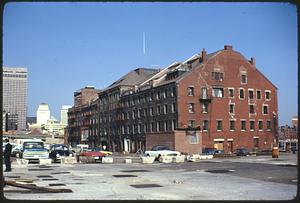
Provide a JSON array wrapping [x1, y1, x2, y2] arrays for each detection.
[[201, 48, 207, 62], [224, 45, 233, 50], [250, 57, 256, 67]]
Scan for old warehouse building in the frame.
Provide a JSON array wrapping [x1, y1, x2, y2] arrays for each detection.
[[67, 45, 278, 154]]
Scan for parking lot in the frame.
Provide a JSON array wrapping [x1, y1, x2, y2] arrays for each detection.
[[3, 153, 298, 200]]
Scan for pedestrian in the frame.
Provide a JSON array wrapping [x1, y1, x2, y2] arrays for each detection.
[[4, 138, 12, 172]]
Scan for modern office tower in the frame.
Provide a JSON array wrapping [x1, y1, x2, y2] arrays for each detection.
[[2, 67, 28, 131], [36, 103, 51, 125], [60, 105, 72, 125]]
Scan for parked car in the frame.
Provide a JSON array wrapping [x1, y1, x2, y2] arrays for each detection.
[[79, 148, 106, 162], [93, 147, 113, 156], [49, 144, 73, 163], [214, 150, 225, 154], [202, 148, 217, 155], [144, 145, 181, 160], [234, 148, 250, 156], [11, 145, 22, 157]]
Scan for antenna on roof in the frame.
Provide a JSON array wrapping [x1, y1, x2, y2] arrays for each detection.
[[143, 32, 146, 55]]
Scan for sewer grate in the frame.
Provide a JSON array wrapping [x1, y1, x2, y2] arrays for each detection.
[[130, 184, 163, 188], [49, 183, 66, 186], [120, 170, 150, 173], [113, 175, 137, 178], [51, 172, 71, 174], [37, 175, 53, 178], [28, 169, 53, 171], [41, 178, 59, 181], [205, 169, 233, 173]]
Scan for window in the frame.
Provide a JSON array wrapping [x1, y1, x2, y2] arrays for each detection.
[[157, 106, 161, 115], [187, 87, 194, 96], [212, 72, 224, 81], [249, 104, 255, 114], [150, 107, 153, 116], [228, 88, 234, 98], [250, 121, 255, 131], [188, 120, 196, 128], [229, 104, 235, 114], [256, 90, 262, 100], [239, 88, 245, 99], [156, 92, 161, 100], [171, 87, 176, 97], [258, 121, 263, 130], [164, 121, 168, 131], [164, 89, 168, 98], [202, 103, 208, 113], [265, 90, 271, 100], [267, 120, 271, 130], [137, 109, 141, 118], [150, 122, 154, 132], [217, 120, 223, 131], [230, 120, 235, 131], [201, 87, 208, 99], [248, 90, 254, 99], [172, 120, 176, 130], [202, 120, 209, 131], [241, 120, 246, 131], [212, 88, 224, 97], [164, 104, 168, 114], [172, 103, 176, 113], [241, 74, 247, 84], [263, 105, 268, 114], [188, 103, 195, 113], [157, 122, 160, 132]]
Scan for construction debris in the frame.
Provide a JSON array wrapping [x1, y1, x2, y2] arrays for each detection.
[[5, 180, 72, 193]]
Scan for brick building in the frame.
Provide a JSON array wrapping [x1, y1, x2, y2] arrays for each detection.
[[67, 45, 278, 154]]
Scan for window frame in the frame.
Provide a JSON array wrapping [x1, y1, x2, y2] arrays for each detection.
[[239, 88, 245, 99], [265, 90, 271, 101], [228, 88, 235, 98], [241, 120, 246, 131]]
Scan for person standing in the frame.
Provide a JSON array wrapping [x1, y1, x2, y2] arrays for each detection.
[[4, 138, 12, 172]]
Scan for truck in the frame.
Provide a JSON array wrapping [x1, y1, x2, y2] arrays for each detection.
[[20, 139, 49, 161]]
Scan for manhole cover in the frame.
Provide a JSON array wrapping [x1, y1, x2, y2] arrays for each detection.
[[28, 169, 53, 171], [120, 170, 149, 173], [41, 178, 59, 181], [130, 184, 163, 188], [113, 175, 137, 178], [51, 172, 71, 174], [37, 175, 53, 178], [49, 183, 66, 186], [205, 169, 232, 173]]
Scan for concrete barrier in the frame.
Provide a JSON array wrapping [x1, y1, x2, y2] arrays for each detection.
[[141, 156, 155, 164], [159, 156, 173, 163], [102, 157, 113, 164], [39, 158, 52, 165], [187, 154, 213, 162], [172, 155, 186, 163], [124, 159, 132, 164], [199, 155, 213, 160], [16, 158, 29, 166], [61, 157, 77, 164], [79, 156, 95, 163]]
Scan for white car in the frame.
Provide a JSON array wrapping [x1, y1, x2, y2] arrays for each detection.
[[144, 145, 180, 159]]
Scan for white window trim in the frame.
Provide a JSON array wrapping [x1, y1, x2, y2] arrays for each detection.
[[256, 89, 262, 100], [266, 120, 272, 131], [229, 103, 235, 114], [240, 73, 247, 85], [240, 119, 247, 131], [262, 104, 269, 115], [249, 120, 255, 131], [248, 88, 255, 100], [258, 120, 263, 131], [188, 103, 195, 113], [202, 120, 209, 132], [229, 119, 235, 131], [265, 90, 271, 101], [187, 86, 195, 96], [216, 119, 223, 132], [202, 103, 208, 114], [239, 88, 245, 100], [228, 87, 235, 98], [249, 103, 255, 114]]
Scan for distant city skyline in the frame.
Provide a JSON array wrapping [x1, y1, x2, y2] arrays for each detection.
[[3, 2, 297, 125]]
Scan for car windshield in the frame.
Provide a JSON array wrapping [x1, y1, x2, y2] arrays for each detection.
[[54, 145, 68, 150], [24, 142, 44, 149]]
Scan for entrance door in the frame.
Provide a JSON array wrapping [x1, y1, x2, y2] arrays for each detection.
[[228, 141, 233, 153]]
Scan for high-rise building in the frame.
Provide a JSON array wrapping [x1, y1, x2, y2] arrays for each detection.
[[2, 67, 28, 131], [60, 105, 72, 125], [36, 103, 51, 125]]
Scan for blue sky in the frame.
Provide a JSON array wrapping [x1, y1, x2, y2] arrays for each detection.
[[3, 2, 297, 125]]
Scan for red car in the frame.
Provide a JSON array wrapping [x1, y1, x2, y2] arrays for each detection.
[[79, 148, 106, 162]]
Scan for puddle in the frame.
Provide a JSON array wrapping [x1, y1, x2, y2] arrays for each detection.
[[37, 175, 53, 178], [41, 178, 59, 181], [113, 175, 137, 178], [28, 169, 53, 171], [130, 184, 163, 188], [48, 183, 66, 186]]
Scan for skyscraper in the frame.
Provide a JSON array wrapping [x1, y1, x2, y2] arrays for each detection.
[[2, 67, 28, 131], [36, 103, 51, 125], [60, 105, 72, 125]]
